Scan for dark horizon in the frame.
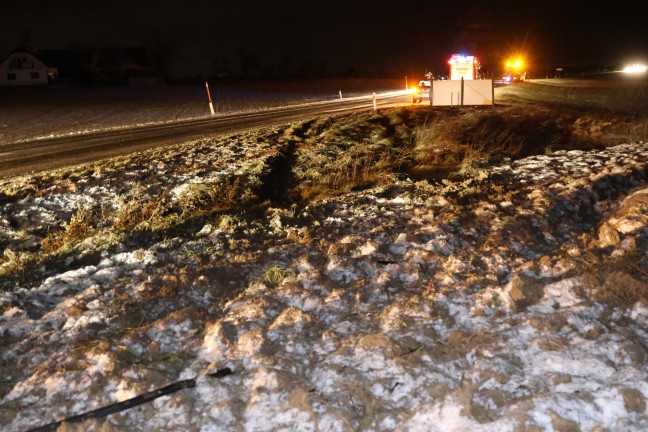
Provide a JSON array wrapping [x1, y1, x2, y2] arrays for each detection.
[[1, 0, 647, 81]]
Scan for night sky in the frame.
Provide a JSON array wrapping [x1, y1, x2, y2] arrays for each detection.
[[1, 0, 647, 79]]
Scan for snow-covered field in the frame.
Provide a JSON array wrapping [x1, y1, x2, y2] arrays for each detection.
[[1, 78, 648, 431], [0, 78, 404, 144]]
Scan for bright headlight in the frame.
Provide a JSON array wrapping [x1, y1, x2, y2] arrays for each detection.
[[623, 64, 647, 73]]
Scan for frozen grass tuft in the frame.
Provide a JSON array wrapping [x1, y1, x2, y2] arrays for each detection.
[[263, 265, 286, 288]]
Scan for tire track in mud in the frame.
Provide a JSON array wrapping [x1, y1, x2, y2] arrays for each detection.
[[257, 141, 299, 207], [255, 121, 314, 208]]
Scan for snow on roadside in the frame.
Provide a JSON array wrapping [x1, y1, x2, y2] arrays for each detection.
[[1, 141, 648, 431], [0, 81, 406, 145]]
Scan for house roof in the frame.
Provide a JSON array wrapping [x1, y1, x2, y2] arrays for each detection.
[[2, 43, 152, 84], [3, 45, 150, 74], [1, 44, 50, 66]]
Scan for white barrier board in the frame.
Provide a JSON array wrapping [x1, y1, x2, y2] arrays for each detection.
[[431, 80, 462, 106], [463, 79, 493, 105], [431, 79, 493, 106]]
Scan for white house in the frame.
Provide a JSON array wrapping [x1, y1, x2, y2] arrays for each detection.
[[0, 47, 57, 87]]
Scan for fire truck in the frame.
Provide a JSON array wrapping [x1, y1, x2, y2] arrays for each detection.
[[411, 55, 482, 103], [448, 54, 481, 80]]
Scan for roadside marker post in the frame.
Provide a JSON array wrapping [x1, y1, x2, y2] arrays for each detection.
[[339, 90, 343, 99], [205, 81, 216, 116], [460, 77, 464, 106], [372, 92, 377, 111], [430, 79, 433, 106]]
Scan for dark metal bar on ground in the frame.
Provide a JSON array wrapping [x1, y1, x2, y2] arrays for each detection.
[[27, 367, 234, 432]]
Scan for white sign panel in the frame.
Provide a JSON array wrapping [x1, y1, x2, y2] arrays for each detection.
[[431, 79, 493, 106], [431, 80, 462, 106], [463, 79, 493, 105]]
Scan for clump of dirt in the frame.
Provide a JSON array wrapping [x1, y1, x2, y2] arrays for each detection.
[[508, 272, 547, 310], [583, 253, 648, 307]]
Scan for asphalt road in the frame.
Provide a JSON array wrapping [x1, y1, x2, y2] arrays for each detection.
[[0, 92, 409, 179]]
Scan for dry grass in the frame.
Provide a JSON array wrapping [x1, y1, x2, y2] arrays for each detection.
[[291, 111, 411, 201], [112, 191, 177, 233], [296, 145, 403, 201], [0, 174, 260, 290], [110, 177, 255, 234], [263, 265, 286, 288], [41, 205, 97, 254], [0, 250, 39, 291], [410, 105, 613, 178], [177, 178, 254, 217]]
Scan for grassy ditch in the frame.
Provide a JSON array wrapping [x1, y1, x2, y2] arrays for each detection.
[[1, 103, 646, 291]]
